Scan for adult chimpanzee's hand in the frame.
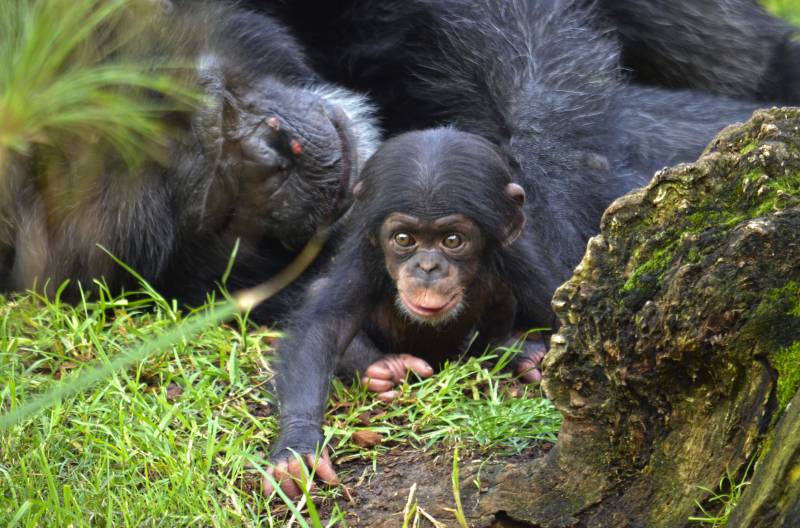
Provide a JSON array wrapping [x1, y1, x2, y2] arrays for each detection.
[[262, 422, 339, 498]]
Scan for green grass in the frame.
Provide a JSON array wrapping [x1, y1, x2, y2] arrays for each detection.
[[688, 461, 755, 527], [0, 0, 560, 524], [0, 288, 278, 526], [0, 289, 560, 526]]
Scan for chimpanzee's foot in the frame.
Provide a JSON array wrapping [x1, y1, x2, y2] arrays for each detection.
[[361, 354, 434, 402], [507, 333, 548, 383]]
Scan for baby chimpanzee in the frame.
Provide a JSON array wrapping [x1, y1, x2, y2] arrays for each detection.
[[265, 128, 538, 496]]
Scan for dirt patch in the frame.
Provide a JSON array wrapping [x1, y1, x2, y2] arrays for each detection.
[[328, 444, 551, 527]]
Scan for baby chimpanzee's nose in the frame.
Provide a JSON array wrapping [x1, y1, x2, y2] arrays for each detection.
[[414, 252, 448, 281], [418, 257, 438, 273]]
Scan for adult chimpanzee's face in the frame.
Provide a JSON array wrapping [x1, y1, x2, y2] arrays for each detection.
[[379, 212, 484, 326], [194, 70, 359, 250], [229, 80, 356, 245]]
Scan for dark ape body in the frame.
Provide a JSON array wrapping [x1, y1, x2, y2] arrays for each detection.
[[255, 0, 799, 132], [0, 1, 379, 321], [591, 0, 800, 103], [266, 0, 763, 492]]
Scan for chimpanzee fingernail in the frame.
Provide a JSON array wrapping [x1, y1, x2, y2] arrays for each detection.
[[266, 117, 279, 129]]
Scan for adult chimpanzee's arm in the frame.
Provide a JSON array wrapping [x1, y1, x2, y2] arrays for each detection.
[[593, 0, 800, 103]]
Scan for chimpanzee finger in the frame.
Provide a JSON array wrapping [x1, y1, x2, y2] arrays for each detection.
[[516, 363, 542, 383], [281, 458, 305, 497], [525, 345, 547, 364], [364, 361, 397, 381], [362, 376, 395, 392], [398, 354, 434, 378], [365, 354, 433, 383], [262, 466, 279, 496], [262, 461, 291, 496], [377, 390, 399, 402], [305, 450, 339, 486]]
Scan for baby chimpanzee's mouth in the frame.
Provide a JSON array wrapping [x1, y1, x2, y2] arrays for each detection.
[[399, 291, 461, 319]]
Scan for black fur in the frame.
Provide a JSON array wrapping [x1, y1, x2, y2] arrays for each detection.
[[591, 0, 800, 102], [269, 0, 763, 462], [272, 128, 524, 457], [1, 1, 379, 321], [256, 0, 800, 131]]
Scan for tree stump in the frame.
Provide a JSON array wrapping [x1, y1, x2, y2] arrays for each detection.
[[485, 107, 800, 527]]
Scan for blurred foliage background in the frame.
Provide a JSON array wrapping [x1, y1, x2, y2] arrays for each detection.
[[0, 0, 196, 172], [763, 0, 800, 25]]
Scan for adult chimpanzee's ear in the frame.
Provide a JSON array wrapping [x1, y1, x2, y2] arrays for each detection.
[[503, 182, 526, 246]]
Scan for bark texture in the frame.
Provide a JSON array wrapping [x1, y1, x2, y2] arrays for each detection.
[[727, 388, 800, 528], [336, 108, 800, 527], [492, 107, 800, 527]]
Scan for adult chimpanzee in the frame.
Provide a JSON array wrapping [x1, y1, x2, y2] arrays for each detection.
[[263, 0, 766, 496], [254, 0, 799, 133], [1, 0, 379, 321]]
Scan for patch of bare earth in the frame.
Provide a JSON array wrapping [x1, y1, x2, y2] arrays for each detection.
[[328, 444, 551, 527]]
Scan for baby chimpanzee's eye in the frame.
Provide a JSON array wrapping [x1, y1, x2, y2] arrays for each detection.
[[443, 233, 463, 249], [394, 232, 415, 247]]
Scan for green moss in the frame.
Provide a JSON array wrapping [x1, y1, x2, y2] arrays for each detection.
[[621, 137, 800, 298], [740, 142, 758, 155], [750, 173, 800, 217], [773, 342, 800, 409], [685, 211, 707, 227], [623, 241, 678, 291], [741, 170, 767, 192], [738, 282, 800, 410], [659, 169, 770, 246], [738, 282, 800, 341], [678, 165, 794, 248], [766, 282, 800, 312], [689, 210, 749, 231], [684, 247, 702, 264]]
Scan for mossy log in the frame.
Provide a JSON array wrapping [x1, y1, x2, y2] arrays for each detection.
[[336, 108, 800, 527], [486, 107, 800, 527]]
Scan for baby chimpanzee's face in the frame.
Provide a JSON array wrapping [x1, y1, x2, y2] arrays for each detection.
[[379, 212, 485, 326]]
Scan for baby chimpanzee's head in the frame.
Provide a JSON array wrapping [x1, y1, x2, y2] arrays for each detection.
[[354, 128, 525, 325]]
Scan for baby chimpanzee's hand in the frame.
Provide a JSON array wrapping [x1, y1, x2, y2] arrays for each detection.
[[262, 422, 339, 498], [361, 353, 434, 402]]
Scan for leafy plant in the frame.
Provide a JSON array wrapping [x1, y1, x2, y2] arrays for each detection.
[[0, 0, 197, 170]]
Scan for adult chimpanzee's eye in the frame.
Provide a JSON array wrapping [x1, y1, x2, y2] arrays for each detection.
[[394, 232, 415, 247], [443, 233, 463, 249]]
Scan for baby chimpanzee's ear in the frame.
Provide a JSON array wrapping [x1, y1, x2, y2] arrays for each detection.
[[503, 182, 526, 246]]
